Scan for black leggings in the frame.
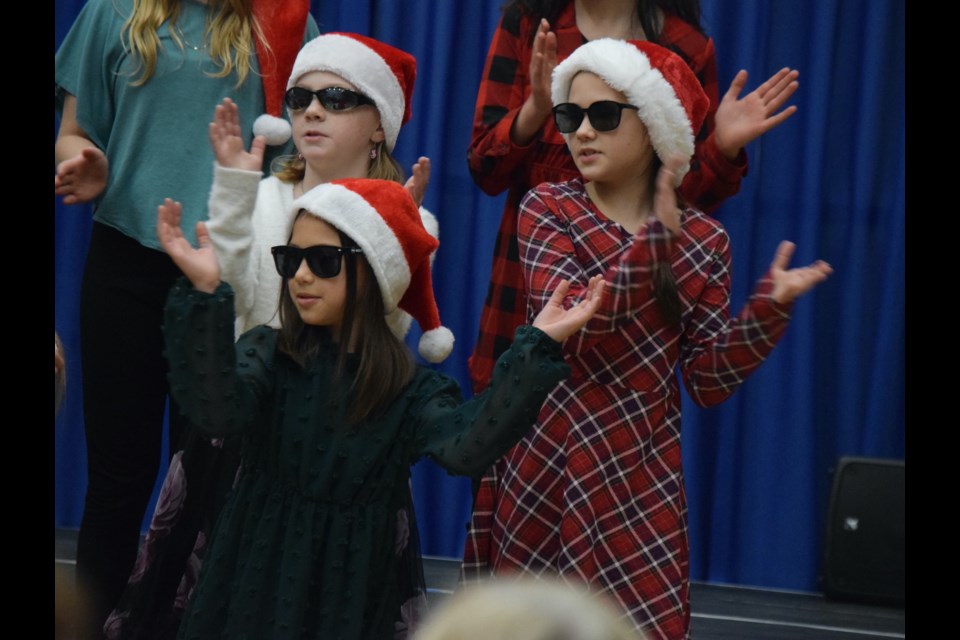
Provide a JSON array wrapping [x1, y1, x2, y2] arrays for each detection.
[[75, 223, 188, 639]]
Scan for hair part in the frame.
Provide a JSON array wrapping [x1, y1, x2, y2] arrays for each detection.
[[121, 0, 266, 87], [276, 212, 415, 424]]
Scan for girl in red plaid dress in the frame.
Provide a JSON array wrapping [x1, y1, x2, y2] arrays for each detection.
[[462, 39, 832, 640], [465, 0, 801, 395]]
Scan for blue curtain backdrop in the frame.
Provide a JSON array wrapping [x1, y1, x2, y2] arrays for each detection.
[[54, 0, 905, 593]]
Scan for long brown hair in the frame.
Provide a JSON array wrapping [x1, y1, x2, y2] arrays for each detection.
[[647, 154, 683, 326], [120, 0, 266, 86], [276, 214, 415, 424]]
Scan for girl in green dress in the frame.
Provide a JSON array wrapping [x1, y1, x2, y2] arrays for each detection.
[[155, 177, 604, 639]]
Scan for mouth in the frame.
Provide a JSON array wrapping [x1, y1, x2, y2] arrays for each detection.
[[577, 147, 601, 160], [294, 293, 321, 306], [301, 130, 327, 142]]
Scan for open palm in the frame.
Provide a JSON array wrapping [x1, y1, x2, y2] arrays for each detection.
[[156, 198, 221, 294]]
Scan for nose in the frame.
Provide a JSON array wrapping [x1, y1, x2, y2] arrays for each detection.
[[304, 94, 326, 119], [575, 112, 596, 139], [294, 257, 314, 282]]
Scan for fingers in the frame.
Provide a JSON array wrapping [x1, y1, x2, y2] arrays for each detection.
[[543, 29, 558, 65], [724, 69, 749, 101], [789, 261, 833, 298], [80, 147, 105, 163], [761, 74, 799, 115], [417, 156, 432, 181], [249, 135, 267, 161], [583, 275, 605, 308], [548, 279, 571, 306], [533, 19, 548, 55], [195, 221, 211, 248], [761, 105, 798, 132], [211, 98, 241, 139], [770, 240, 796, 271], [757, 68, 796, 100]]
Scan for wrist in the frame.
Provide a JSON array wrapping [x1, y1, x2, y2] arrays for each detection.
[[193, 279, 222, 295]]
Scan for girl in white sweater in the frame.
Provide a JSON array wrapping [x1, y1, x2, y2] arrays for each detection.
[[205, 32, 438, 344]]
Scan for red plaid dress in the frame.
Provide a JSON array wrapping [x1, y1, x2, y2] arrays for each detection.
[[466, 2, 749, 393], [462, 179, 792, 640]]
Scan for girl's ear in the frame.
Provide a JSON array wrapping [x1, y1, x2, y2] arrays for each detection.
[[370, 124, 386, 145]]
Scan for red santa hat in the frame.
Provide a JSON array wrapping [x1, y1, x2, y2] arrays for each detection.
[[249, 0, 312, 146], [551, 38, 709, 186], [292, 178, 453, 363], [283, 32, 416, 152]]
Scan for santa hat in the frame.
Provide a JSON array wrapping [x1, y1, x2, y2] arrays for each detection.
[[284, 32, 416, 152], [250, 0, 312, 146], [292, 179, 453, 363], [551, 38, 709, 186]]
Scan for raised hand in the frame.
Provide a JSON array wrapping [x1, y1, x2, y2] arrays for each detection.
[[156, 198, 221, 294], [713, 67, 800, 159], [652, 156, 685, 236], [533, 275, 605, 342], [404, 156, 431, 207], [768, 241, 832, 304], [208, 97, 266, 172], [511, 18, 558, 145], [54, 147, 109, 204], [529, 19, 558, 121]]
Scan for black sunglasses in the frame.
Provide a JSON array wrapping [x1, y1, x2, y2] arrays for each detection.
[[271, 244, 363, 279], [283, 86, 375, 112], [552, 100, 639, 133]]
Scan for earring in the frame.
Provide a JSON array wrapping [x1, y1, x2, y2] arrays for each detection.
[[369, 147, 378, 160], [297, 151, 303, 161]]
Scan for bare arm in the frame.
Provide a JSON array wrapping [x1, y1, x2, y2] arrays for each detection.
[[55, 93, 108, 204]]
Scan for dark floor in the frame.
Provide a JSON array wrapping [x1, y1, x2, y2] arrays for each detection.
[[57, 528, 905, 639]]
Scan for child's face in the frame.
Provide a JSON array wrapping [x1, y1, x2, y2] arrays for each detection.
[[564, 72, 656, 186], [286, 215, 352, 335], [289, 71, 386, 178]]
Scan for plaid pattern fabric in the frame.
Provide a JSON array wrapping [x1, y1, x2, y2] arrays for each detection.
[[466, 2, 749, 394], [462, 179, 792, 640]]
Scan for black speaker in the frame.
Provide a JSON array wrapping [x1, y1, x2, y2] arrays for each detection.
[[821, 456, 904, 605]]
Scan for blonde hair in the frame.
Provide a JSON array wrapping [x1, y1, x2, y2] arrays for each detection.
[[271, 139, 404, 184], [120, 0, 267, 87], [414, 577, 646, 640]]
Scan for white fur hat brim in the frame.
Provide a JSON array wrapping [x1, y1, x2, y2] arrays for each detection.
[[287, 34, 404, 151], [551, 38, 696, 185]]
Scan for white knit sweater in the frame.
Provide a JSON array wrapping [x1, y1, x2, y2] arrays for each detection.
[[205, 163, 438, 338]]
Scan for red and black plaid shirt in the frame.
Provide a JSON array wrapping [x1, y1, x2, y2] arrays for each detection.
[[462, 179, 791, 639], [466, 2, 748, 394]]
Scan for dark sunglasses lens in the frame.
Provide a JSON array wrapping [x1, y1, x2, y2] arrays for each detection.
[[284, 87, 313, 110], [272, 247, 300, 278], [306, 247, 344, 278], [588, 102, 622, 132], [319, 89, 361, 111], [553, 104, 583, 133]]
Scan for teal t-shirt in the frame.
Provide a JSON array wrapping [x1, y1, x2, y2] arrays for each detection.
[[55, 0, 320, 249]]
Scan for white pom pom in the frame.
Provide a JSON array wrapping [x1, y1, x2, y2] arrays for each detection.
[[418, 326, 455, 363], [253, 114, 292, 146]]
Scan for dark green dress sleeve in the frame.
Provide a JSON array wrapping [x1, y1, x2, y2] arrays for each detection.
[[163, 277, 274, 437], [410, 325, 570, 477]]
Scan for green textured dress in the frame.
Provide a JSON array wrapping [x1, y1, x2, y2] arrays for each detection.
[[164, 280, 571, 640]]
